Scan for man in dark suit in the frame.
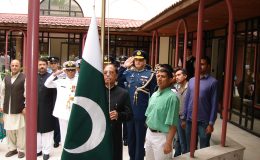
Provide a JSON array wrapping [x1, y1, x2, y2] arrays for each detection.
[[37, 58, 56, 160], [104, 64, 132, 160]]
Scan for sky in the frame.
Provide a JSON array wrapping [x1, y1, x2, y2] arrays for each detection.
[[90, 0, 180, 20], [0, 0, 180, 20]]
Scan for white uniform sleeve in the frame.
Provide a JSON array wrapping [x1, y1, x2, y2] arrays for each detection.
[[44, 74, 58, 88]]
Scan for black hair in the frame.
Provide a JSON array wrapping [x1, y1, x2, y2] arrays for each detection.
[[160, 64, 173, 73], [39, 57, 48, 64], [173, 66, 182, 74], [175, 67, 188, 76], [104, 63, 118, 74], [158, 64, 173, 78], [201, 56, 211, 65]]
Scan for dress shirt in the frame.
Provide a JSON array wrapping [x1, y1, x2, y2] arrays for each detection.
[[184, 74, 218, 125], [145, 87, 179, 133]]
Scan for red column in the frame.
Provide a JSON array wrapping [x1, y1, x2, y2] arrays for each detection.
[[175, 19, 188, 68], [151, 30, 158, 68], [23, 33, 27, 73], [151, 31, 155, 67], [154, 31, 158, 65], [175, 29, 179, 67], [221, 0, 234, 146], [183, 20, 188, 68], [5, 32, 8, 72], [190, 0, 205, 158], [26, 0, 40, 159]]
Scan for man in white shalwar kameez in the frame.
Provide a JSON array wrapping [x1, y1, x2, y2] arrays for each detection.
[[0, 59, 26, 159]]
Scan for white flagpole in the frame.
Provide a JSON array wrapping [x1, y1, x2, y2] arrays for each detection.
[[101, 0, 106, 60]]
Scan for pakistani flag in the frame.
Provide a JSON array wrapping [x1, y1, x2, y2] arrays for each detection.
[[61, 8, 113, 160]]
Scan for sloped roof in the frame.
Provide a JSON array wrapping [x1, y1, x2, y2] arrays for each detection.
[[0, 13, 145, 29], [141, 0, 260, 35]]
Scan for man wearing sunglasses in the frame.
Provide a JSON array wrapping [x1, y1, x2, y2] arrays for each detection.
[[44, 61, 78, 147], [49, 57, 59, 73], [48, 56, 62, 148]]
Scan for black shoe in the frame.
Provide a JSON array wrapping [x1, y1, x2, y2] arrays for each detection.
[[43, 154, 50, 160], [18, 151, 25, 159], [54, 143, 59, 148], [5, 150, 18, 157], [123, 140, 128, 146], [37, 151, 42, 156]]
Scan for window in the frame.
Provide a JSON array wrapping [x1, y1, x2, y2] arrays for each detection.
[[231, 18, 260, 136], [104, 35, 151, 58], [40, 0, 83, 17], [255, 44, 260, 106], [39, 32, 81, 64]]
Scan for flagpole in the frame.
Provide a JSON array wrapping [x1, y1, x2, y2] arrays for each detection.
[[26, 0, 39, 159], [101, 0, 106, 60]]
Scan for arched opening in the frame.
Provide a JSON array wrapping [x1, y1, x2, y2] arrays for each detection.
[[40, 0, 84, 17]]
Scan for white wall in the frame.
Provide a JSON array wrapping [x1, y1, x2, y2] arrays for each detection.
[[159, 37, 169, 64], [0, 0, 28, 14]]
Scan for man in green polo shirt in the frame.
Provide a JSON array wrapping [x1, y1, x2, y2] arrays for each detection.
[[145, 64, 180, 160]]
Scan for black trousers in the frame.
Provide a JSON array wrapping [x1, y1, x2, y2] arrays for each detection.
[[123, 121, 128, 141], [53, 117, 60, 144]]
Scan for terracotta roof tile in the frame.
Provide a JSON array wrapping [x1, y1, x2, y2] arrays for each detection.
[[0, 13, 145, 29]]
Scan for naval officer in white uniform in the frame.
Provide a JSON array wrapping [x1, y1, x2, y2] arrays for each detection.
[[44, 61, 78, 146]]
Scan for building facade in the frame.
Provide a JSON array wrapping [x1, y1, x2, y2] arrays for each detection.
[[141, 0, 260, 137], [0, 0, 151, 69]]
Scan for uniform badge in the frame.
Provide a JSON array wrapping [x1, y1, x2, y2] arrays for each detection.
[[140, 76, 148, 85]]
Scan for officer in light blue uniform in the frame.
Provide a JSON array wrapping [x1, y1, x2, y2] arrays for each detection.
[[118, 50, 157, 160]]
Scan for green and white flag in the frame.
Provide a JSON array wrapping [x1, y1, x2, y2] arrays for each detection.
[[61, 7, 113, 160]]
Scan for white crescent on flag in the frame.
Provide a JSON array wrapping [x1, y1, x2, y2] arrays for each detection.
[[64, 96, 106, 154]]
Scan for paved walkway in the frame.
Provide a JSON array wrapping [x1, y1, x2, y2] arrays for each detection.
[[213, 117, 260, 160], [0, 138, 129, 160], [0, 117, 260, 159]]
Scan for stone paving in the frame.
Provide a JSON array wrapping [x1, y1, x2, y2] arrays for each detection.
[[0, 117, 260, 159]]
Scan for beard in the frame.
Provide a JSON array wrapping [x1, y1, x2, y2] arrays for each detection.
[[39, 68, 47, 74]]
